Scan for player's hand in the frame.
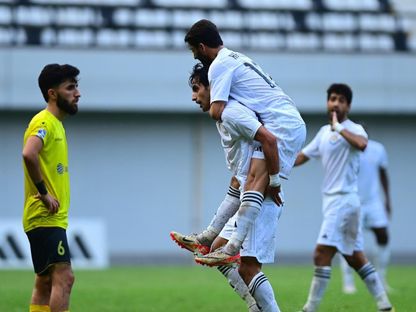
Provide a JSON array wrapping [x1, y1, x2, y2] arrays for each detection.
[[35, 193, 60, 214], [331, 111, 338, 130], [267, 185, 283, 206]]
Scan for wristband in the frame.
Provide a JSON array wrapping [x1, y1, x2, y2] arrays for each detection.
[[35, 180, 48, 195], [269, 174, 281, 187], [333, 122, 345, 133]]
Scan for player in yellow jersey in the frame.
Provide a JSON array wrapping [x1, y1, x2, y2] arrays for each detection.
[[22, 64, 80, 312]]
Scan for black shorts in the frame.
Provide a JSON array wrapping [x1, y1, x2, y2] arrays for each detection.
[[26, 227, 71, 275]]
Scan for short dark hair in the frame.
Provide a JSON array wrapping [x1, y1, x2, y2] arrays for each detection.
[[38, 64, 80, 102], [184, 19, 223, 48], [189, 63, 209, 88], [327, 83, 353, 105]]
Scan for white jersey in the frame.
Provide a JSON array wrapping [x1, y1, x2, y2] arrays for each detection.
[[302, 119, 368, 195], [217, 99, 262, 182], [358, 139, 388, 203], [209, 47, 306, 178]]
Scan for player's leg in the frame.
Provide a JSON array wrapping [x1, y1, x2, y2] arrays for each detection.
[[210, 228, 260, 311], [344, 250, 393, 311], [237, 198, 282, 311], [302, 245, 337, 312], [240, 257, 280, 312], [49, 263, 74, 312], [170, 177, 241, 255], [339, 253, 356, 294], [371, 226, 391, 290], [195, 158, 268, 265], [366, 199, 391, 291], [302, 193, 359, 312], [40, 228, 73, 312], [30, 274, 51, 312], [27, 228, 54, 312]]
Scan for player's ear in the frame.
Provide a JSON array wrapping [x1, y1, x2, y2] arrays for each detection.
[[47, 88, 57, 101]]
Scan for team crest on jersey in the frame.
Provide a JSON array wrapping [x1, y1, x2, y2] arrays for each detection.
[[329, 133, 339, 144], [36, 129, 47, 140]]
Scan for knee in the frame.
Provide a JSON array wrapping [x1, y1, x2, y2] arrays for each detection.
[[65, 270, 75, 289]]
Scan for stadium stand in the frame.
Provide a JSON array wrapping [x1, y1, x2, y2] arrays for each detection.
[[0, 0, 414, 52]]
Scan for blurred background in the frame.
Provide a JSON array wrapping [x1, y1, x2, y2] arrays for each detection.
[[0, 0, 415, 268]]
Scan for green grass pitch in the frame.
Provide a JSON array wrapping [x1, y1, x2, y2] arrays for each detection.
[[1, 265, 414, 311]]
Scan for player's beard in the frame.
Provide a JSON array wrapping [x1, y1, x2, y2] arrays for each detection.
[[57, 94, 78, 115]]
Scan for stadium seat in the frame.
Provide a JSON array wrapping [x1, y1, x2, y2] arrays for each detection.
[[153, 0, 227, 9], [247, 32, 285, 50], [208, 11, 243, 29], [97, 29, 131, 47], [55, 7, 95, 26], [237, 0, 312, 10], [15, 6, 51, 26], [172, 10, 205, 28], [31, 0, 142, 6], [133, 9, 170, 27], [323, 33, 356, 51], [133, 30, 169, 47], [359, 33, 394, 51], [322, 13, 357, 31], [287, 32, 320, 50], [324, 0, 379, 11], [245, 12, 296, 30], [0, 6, 11, 24], [57, 29, 95, 46], [359, 14, 396, 32]]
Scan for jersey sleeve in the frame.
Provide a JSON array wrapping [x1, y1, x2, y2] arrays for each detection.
[[209, 61, 234, 103], [221, 104, 261, 141], [302, 127, 324, 159], [351, 123, 368, 139], [28, 118, 51, 145], [379, 144, 388, 169]]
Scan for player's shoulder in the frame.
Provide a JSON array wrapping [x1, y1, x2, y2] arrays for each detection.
[[345, 119, 367, 135], [29, 109, 50, 126], [225, 100, 254, 115], [368, 139, 385, 152]]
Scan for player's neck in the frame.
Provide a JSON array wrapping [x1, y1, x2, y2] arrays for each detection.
[[46, 103, 67, 121]]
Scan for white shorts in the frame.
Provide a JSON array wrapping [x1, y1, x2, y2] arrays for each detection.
[[252, 123, 306, 179], [219, 198, 282, 264], [317, 193, 363, 255], [361, 198, 389, 229]]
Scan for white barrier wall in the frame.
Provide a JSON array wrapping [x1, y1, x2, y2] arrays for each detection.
[[1, 112, 415, 263], [0, 219, 109, 269], [1, 49, 416, 113]]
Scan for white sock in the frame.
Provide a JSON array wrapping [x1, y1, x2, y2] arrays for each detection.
[[224, 191, 264, 255], [339, 255, 355, 290], [303, 266, 331, 312], [248, 272, 280, 312], [357, 262, 392, 310], [375, 244, 391, 285], [197, 186, 240, 245], [217, 265, 259, 311]]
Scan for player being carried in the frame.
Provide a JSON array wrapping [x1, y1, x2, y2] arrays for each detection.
[[171, 19, 306, 267]]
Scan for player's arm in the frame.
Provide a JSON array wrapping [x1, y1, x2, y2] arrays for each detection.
[[379, 167, 392, 217], [209, 100, 226, 121], [331, 112, 367, 151], [253, 126, 283, 206], [22, 136, 60, 214], [294, 152, 310, 167]]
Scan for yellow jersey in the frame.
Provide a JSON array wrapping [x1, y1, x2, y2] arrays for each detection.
[[23, 109, 70, 232]]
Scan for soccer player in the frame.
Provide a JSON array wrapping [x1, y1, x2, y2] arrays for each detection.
[[172, 63, 282, 311], [22, 64, 80, 312], [183, 19, 306, 266], [340, 136, 393, 293], [294, 83, 394, 312]]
